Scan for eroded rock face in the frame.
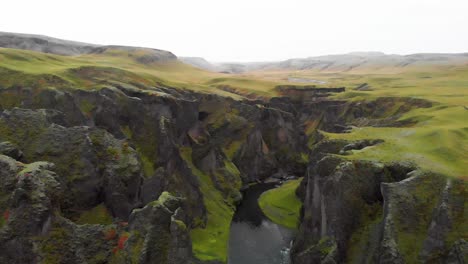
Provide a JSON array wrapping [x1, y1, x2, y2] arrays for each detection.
[[233, 106, 308, 182], [292, 153, 467, 264], [380, 172, 466, 263], [0, 85, 464, 264], [0, 155, 193, 263], [128, 192, 192, 264], [0, 108, 142, 221], [0, 141, 23, 160], [0, 86, 315, 263], [0, 156, 61, 263]]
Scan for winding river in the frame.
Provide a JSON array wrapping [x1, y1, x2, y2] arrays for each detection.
[[228, 183, 295, 264]]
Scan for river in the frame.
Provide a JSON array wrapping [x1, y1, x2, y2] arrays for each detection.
[[227, 183, 295, 264]]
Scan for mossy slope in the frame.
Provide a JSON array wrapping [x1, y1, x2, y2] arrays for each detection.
[[258, 178, 303, 229]]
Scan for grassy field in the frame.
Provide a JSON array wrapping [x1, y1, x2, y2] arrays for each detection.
[[245, 65, 468, 178], [258, 178, 303, 229], [0, 47, 291, 98]]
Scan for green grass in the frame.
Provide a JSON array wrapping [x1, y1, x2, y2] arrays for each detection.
[[0, 47, 287, 98], [179, 147, 237, 263], [394, 174, 447, 263], [230, 64, 468, 179], [322, 104, 468, 177], [251, 65, 468, 179], [206, 77, 287, 97], [258, 178, 303, 229], [346, 204, 383, 263], [75, 203, 113, 225], [79, 99, 95, 115], [137, 149, 156, 178]]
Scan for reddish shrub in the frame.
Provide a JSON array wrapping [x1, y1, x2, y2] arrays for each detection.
[[104, 228, 117, 240], [117, 234, 129, 250], [112, 247, 119, 254], [111, 234, 129, 254], [3, 210, 10, 221], [118, 235, 128, 249]]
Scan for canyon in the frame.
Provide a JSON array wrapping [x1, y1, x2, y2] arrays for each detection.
[[0, 33, 466, 263]]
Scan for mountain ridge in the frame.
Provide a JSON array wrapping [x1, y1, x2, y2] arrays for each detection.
[[2, 32, 467, 73], [0, 31, 177, 62], [182, 52, 468, 73]]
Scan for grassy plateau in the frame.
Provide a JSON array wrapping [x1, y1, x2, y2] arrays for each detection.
[[1, 46, 467, 263]]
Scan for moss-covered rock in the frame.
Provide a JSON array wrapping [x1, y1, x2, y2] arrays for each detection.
[[0, 108, 143, 222], [0, 80, 464, 264], [0, 156, 62, 263], [292, 154, 415, 263], [292, 149, 467, 264], [127, 192, 193, 264]]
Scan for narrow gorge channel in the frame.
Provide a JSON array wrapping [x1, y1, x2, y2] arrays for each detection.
[[228, 183, 295, 264], [0, 81, 465, 263]]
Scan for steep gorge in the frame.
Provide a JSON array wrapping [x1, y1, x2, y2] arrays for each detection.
[[0, 84, 466, 264]]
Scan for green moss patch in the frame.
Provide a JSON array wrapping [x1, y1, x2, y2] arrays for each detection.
[[39, 226, 69, 263], [346, 203, 383, 263], [394, 174, 447, 263], [75, 204, 113, 225], [180, 147, 236, 263], [323, 104, 468, 178], [79, 99, 95, 116], [137, 148, 156, 177], [258, 178, 303, 229], [223, 140, 243, 160], [445, 179, 468, 246]]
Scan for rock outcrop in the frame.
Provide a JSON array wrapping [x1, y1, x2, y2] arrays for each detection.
[[292, 147, 467, 263], [0, 152, 193, 263], [0, 156, 61, 263], [0, 85, 313, 263]]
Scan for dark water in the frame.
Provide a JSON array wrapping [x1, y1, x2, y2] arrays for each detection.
[[228, 183, 295, 264]]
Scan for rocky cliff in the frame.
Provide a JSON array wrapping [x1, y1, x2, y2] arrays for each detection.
[[0, 82, 466, 263], [0, 84, 312, 263], [291, 109, 467, 263]]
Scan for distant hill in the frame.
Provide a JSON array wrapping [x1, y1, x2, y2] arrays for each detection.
[[180, 57, 256, 73], [0, 32, 177, 63], [179, 57, 217, 71], [3, 32, 467, 73], [183, 51, 468, 73], [261, 52, 468, 71], [0, 31, 99, 55]]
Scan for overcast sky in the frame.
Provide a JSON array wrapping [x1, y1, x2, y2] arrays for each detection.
[[2, 0, 468, 62]]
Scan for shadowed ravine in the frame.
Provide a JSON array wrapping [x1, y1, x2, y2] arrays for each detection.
[[228, 183, 295, 264]]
